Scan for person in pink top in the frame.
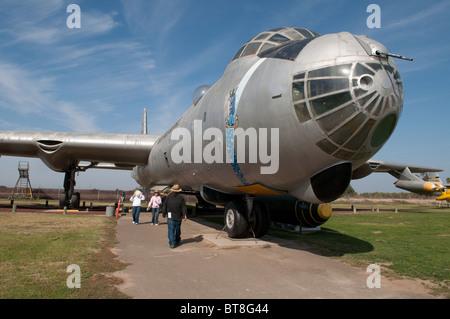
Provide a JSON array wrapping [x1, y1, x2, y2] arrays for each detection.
[[147, 190, 162, 225]]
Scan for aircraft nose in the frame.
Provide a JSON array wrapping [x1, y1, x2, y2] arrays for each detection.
[[353, 60, 404, 149], [291, 35, 404, 162]]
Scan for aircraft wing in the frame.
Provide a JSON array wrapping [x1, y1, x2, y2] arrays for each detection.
[[0, 131, 160, 172], [366, 159, 442, 174], [352, 159, 444, 195], [352, 159, 442, 180]]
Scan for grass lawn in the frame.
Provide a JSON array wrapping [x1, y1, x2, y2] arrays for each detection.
[[1, 203, 448, 298], [0, 212, 129, 298], [302, 211, 449, 282]]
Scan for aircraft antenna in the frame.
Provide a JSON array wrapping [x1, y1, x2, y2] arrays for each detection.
[[9, 161, 33, 200]]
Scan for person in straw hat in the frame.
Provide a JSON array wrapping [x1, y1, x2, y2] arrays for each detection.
[[161, 184, 187, 248]]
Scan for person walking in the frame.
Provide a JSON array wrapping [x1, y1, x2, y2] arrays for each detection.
[[130, 189, 145, 224], [147, 190, 162, 225], [161, 184, 187, 248]]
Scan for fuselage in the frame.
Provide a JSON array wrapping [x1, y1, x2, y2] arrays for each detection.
[[133, 27, 404, 203]]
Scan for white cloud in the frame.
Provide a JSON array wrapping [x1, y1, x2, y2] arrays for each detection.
[[384, 1, 450, 29], [70, 10, 119, 37], [0, 61, 104, 132], [0, 0, 64, 44], [0, 1, 119, 46], [0, 62, 54, 114], [15, 27, 61, 44], [0, 118, 15, 129], [120, 0, 187, 43], [56, 101, 98, 132], [0, 0, 65, 23]]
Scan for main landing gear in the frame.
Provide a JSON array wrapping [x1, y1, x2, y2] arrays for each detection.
[[224, 196, 271, 238], [59, 165, 81, 209], [199, 186, 271, 238]]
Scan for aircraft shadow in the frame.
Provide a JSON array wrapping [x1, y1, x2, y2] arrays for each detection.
[[190, 216, 374, 258], [273, 227, 375, 257]]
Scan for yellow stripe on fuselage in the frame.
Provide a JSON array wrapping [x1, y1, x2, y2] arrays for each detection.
[[234, 183, 286, 195]]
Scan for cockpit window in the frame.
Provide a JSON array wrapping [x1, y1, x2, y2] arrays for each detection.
[[231, 27, 320, 61], [231, 45, 246, 61], [260, 43, 275, 53], [309, 64, 352, 78], [258, 37, 317, 61], [242, 42, 262, 57], [294, 27, 315, 38], [269, 34, 290, 43], [254, 33, 270, 41]]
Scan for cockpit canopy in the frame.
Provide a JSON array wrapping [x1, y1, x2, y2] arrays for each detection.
[[231, 27, 320, 61]]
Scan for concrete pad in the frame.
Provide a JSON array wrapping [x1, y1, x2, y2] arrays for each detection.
[[203, 233, 276, 248], [112, 212, 436, 299]]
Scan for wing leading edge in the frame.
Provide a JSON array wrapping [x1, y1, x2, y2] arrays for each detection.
[[352, 159, 442, 180], [0, 131, 160, 172]]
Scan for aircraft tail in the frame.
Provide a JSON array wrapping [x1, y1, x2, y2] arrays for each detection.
[[436, 189, 450, 202], [141, 108, 147, 134]]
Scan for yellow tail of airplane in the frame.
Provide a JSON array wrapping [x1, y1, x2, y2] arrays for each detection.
[[436, 189, 450, 202]]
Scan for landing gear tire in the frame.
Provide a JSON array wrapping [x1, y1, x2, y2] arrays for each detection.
[[249, 201, 270, 238], [71, 192, 80, 209], [58, 192, 80, 209], [224, 200, 248, 238], [59, 195, 66, 209]]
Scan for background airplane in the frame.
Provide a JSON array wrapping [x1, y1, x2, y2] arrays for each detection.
[[0, 26, 433, 238], [353, 159, 450, 202]]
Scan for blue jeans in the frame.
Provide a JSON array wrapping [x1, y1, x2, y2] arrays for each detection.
[[151, 207, 160, 224], [132, 206, 141, 223], [167, 218, 182, 247]]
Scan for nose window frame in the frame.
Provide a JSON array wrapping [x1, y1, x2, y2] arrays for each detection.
[[292, 61, 403, 160]]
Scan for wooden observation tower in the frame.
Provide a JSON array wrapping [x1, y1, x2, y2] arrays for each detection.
[[9, 161, 33, 200]]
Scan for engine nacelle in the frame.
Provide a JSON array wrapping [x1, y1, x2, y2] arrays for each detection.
[[290, 162, 352, 203], [256, 194, 332, 227], [131, 165, 152, 187]]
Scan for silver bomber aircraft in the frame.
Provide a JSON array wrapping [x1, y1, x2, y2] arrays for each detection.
[[0, 27, 429, 238]]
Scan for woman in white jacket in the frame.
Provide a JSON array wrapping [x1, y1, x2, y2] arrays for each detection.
[[130, 190, 145, 224]]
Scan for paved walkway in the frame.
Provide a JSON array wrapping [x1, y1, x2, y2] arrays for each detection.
[[112, 212, 436, 299]]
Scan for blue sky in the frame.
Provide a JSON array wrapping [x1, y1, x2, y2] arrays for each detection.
[[0, 0, 449, 193]]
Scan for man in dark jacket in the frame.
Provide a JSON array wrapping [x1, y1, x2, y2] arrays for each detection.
[[161, 184, 187, 248]]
